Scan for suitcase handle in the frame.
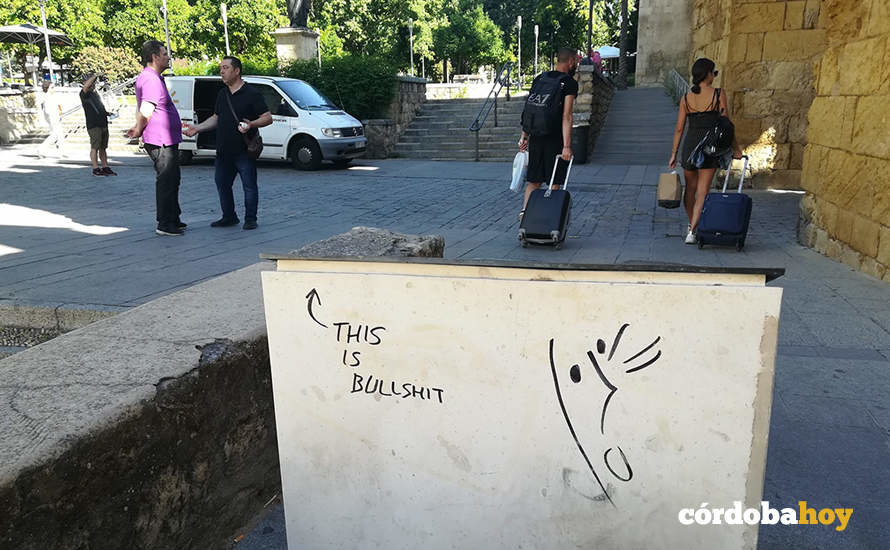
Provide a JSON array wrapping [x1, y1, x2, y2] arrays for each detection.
[[721, 155, 749, 193], [546, 154, 573, 197]]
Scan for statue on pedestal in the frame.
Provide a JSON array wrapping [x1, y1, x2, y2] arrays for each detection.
[[286, 0, 311, 28]]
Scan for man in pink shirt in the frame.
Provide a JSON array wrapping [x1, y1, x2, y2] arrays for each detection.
[[127, 40, 185, 236]]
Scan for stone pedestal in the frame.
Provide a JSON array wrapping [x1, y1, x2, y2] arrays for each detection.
[[273, 27, 319, 65]]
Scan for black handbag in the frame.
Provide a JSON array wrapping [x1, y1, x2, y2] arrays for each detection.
[[224, 88, 264, 160]]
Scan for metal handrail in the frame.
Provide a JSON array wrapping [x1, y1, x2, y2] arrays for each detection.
[[665, 69, 689, 105], [60, 75, 138, 119], [468, 61, 513, 161]]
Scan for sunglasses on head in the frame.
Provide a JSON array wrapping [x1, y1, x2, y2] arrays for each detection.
[[713, 69, 719, 76]]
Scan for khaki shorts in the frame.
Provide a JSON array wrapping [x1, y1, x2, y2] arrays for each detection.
[[87, 126, 109, 150]]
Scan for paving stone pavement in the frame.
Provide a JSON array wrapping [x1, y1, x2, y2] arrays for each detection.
[[1, 147, 888, 549]]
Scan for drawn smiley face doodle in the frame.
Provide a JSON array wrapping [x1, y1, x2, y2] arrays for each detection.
[[549, 323, 662, 507]]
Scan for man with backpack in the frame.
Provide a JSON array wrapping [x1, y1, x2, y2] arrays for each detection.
[[517, 48, 579, 220]]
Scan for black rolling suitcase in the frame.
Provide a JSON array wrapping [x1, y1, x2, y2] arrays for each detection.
[[518, 155, 573, 249], [697, 155, 751, 251]]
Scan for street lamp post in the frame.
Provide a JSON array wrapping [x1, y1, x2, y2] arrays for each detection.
[[161, 0, 173, 68], [516, 16, 521, 90], [587, 0, 594, 57], [221, 3, 230, 55], [408, 18, 414, 76], [316, 28, 321, 68], [39, 0, 54, 83], [534, 24, 539, 77]]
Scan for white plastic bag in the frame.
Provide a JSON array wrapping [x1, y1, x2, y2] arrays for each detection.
[[510, 151, 528, 193]]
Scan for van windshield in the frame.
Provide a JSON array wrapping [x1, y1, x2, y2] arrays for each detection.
[[276, 81, 339, 111]]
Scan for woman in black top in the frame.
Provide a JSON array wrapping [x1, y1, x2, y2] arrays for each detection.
[[669, 58, 742, 244]]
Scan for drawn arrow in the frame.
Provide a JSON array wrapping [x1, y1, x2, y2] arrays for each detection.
[[305, 288, 327, 328]]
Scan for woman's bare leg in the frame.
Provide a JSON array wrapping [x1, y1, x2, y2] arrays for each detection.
[[690, 168, 716, 232], [683, 169, 698, 227]]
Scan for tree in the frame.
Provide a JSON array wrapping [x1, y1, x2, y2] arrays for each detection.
[[71, 46, 142, 82], [616, 0, 627, 89], [433, 0, 504, 75]]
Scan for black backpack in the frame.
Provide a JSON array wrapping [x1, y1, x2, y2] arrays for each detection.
[[703, 89, 734, 155], [521, 72, 570, 136]]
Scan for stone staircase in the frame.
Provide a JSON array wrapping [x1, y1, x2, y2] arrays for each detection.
[[588, 87, 677, 165], [395, 97, 526, 161], [17, 105, 142, 152]]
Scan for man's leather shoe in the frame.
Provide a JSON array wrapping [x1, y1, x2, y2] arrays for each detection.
[[243, 220, 258, 230], [210, 217, 239, 227]]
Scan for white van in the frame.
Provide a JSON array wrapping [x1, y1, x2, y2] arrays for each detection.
[[166, 75, 367, 170]]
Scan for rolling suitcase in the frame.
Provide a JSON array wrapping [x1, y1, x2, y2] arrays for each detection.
[[518, 155, 573, 249], [696, 155, 751, 251]]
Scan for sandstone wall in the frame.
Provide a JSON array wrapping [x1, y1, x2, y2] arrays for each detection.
[[797, 0, 890, 281], [692, 0, 826, 189], [636, 0, 694, 87]]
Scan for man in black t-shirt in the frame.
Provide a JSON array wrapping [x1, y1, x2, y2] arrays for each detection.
[[517, 48, 579, 220], [182, 56, 272, 230], [81, 73, 116, 176]]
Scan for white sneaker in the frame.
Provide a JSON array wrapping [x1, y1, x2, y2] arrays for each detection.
[[685, 231, 696, 244]]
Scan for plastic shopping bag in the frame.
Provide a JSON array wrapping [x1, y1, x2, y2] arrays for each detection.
[[510, 151, 528, 193]]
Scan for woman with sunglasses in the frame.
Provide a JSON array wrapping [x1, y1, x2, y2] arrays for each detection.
[[668, 57, 743, 244]]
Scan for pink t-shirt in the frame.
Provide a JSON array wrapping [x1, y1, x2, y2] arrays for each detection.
[[135, 66, 182, 146]]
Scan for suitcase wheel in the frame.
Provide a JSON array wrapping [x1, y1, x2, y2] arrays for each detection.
[[555, 242, 562, 250], [697, 238, 704, 249], [521, 241, 528, 248], [736, 239, 744, 251]]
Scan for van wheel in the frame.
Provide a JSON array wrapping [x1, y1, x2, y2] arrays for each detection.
[[178, 150, 193, 165], [290, 137, 322, 171]]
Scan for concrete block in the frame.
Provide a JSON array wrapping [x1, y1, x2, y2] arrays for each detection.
[[731, 61, 770, 89], [762, 29, 827, 60], [785, 1, 806, 30], [764, 169, 802, 190], [787, 112, 809, 143], [800, 144, 825, 193], [807, 96, 855, 149], [728, 32, 748, 62], [735, 2, 787, 33], [873, 159, 890, 223], [814, 198, 838, 236], [852, 96, 890, 159]]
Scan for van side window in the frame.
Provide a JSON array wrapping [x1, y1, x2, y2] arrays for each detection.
[[254, 84, 296, 117]]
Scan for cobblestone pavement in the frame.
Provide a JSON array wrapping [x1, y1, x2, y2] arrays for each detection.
[[1, 149, 888, 549]]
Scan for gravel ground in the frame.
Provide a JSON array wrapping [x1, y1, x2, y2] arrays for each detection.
[[0, 326, 62, 348]]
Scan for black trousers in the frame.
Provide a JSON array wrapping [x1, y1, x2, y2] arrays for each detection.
[[144, 144, 182, 228]]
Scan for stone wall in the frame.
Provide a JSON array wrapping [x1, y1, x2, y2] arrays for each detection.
[[0, 91, 41, 145], [690, 0, 826, 189], [363, 76, 427, 159], [636, 0, 694, 87], [574, 66, 617, 159], [797, 0, 890, 282]]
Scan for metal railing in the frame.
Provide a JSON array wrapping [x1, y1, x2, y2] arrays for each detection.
[[665, 69, 689, 105], [468, 61, 513, 161]]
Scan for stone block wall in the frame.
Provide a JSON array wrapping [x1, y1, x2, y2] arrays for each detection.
[[0, 91, 41, 145], [691, 0, 826, 189], [797, 0, 890, 281], [636, 0, 694, 87], [574, 66, 617, 158], [364, 76, 427, 159]]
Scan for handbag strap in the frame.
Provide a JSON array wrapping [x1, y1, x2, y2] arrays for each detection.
[[223, 88, 240, 127]]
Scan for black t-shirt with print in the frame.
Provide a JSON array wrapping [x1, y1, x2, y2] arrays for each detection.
[[214, 83, 269, 154]]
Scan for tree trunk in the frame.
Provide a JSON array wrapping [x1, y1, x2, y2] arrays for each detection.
[[617, 0, 629, 90]]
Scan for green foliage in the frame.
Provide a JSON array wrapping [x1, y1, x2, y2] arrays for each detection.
[[281, 55, 398, 121], [71, 46, 143, 83], [433, 0, 505, 75]]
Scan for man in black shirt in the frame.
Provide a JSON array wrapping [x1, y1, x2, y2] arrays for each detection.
[[182, 56, 272, 230], [81, 73, 116, 176], [517, 48, 579, 220]]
